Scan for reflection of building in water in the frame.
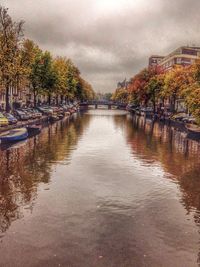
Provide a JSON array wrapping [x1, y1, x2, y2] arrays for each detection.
[[130, 116, 200, 156], [124, 115, 200, 261], [0, 114, 91, 234]]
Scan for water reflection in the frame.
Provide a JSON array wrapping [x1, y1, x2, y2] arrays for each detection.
[[0, 114, 91, 234], [123, 115, 200, 265], [124, 115, 200, 209], [0, 111, 200, 266]]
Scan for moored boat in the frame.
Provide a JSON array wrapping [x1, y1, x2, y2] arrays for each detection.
[[0, 128, 28, 143], [26, 125, 42, 136], [185, 124, 200, 139]]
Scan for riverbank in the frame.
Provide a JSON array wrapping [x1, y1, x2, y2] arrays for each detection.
[[0, 108, 78, 134], [129, 110, 200, 140], [0, 116, 48, 133]]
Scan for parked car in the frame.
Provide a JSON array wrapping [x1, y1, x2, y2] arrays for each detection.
[[22, 109, 33, 119], [182, 115, 196, 124], [14, 110, 29, 121], [26, 108, 43, 119], [4, 113, 18, 125], [37, 106, 53, 116], [172, 113, 187, 122], [0, 112, 9, 127], [32, 109, 42, 119], [50, 106, 59, 113], [24, 108, 36, 119]]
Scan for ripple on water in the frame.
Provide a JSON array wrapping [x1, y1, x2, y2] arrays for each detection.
[[0, 111, 199, 267]]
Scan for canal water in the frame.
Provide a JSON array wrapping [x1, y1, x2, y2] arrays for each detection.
[[0, 110, 200, 267]]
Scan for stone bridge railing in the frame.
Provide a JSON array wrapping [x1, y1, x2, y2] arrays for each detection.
[[80, 101, 127, 110]]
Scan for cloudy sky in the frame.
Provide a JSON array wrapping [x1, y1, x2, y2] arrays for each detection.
[[2, 0, 200, 92]]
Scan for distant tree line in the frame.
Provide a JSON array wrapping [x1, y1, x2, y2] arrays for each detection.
[[112, 62, 200, 123], [0, 6, 95, 111]]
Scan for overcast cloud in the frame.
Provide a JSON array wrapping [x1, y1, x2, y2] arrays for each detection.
[[2, 0, 200, 92]]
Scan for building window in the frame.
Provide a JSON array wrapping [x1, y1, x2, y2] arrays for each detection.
[[182, 48, 197, 56], [182, 57, 191, 63]]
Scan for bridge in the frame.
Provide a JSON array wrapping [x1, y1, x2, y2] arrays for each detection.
[[80, 100, 127, 110]]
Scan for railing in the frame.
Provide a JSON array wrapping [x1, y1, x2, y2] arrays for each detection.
[[80, 101, 126, 107]]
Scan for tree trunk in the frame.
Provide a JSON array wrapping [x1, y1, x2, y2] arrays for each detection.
[[152, 92, 156, 113], [172, 95, 176, 113], [56, 95, 59, 105], [153, 100, 156, 113], [162, 97, 165, 108], [33, 89, 37, 108], [48, 93, 51, 105], [5, 83, 10, 112]]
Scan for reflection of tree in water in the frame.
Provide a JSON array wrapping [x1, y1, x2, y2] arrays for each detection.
[[116, 115, 200, 176], [114, 114, 200, 265], [123, 115, 200, 195], [0, 114, 91, 234]]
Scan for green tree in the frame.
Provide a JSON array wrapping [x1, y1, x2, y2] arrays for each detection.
[[22, 39, 43, 107], [146, 74, 164, 112], [66, 59, 80, 101], [29, 50, 43, 107], [40, 51, 57, 105]]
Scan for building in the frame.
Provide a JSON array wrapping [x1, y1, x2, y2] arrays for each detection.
[[159, 46, 200, 71], [0, 85, 33, 111], [159, 46, 200, 112], [148, 55, 164, 67], [147, 46, 200, 112], [148, 46, 200, 71]]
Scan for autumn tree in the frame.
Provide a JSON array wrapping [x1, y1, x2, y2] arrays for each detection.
[[146, 73, 165, 112], [161, 65, 193, 112], [128, 68, 152, 106], [81, 79, 95, 100], [40, 51, 57, 105], [53, 56, 69, 104], [20, 39, 44, 107], [53, 57, 95, 103], [65, 59, 80, 101], [112, 88, 128, 103], [0, 6, 96, 109], [181, 61, 200, 122], [0, 6, 24, 111], [30, 50, 44, 106]]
